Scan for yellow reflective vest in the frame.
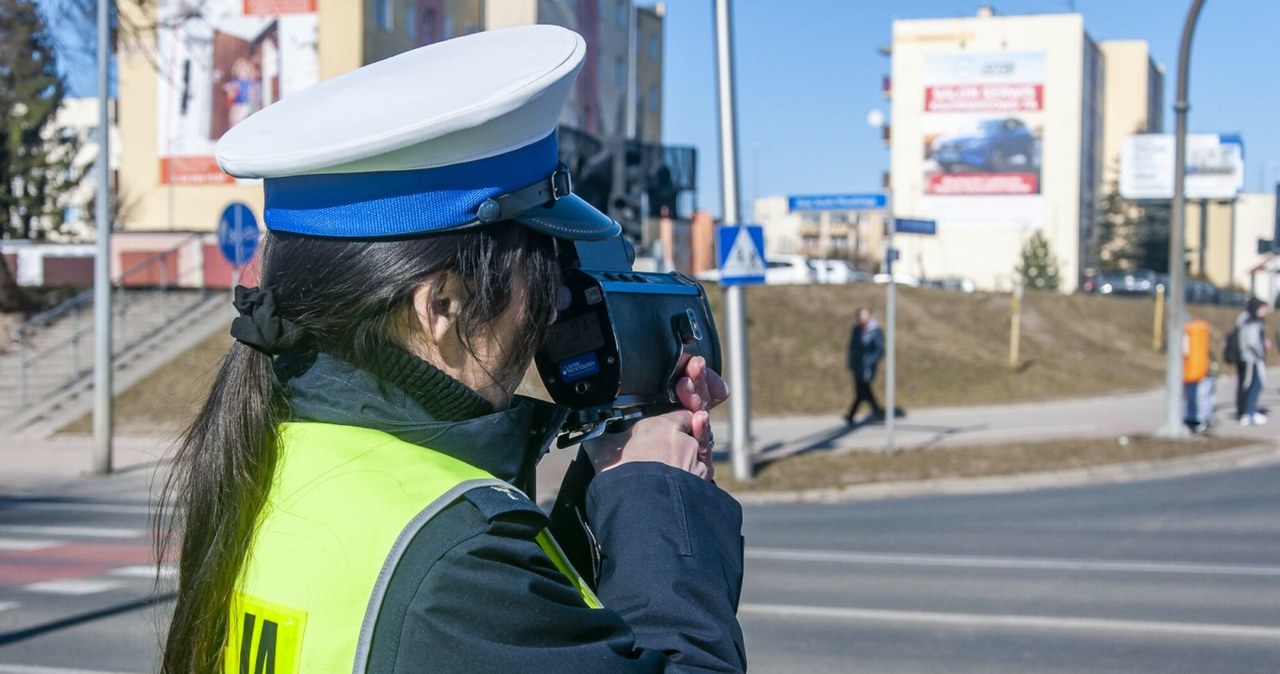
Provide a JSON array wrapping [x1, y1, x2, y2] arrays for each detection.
[[225, 422, 599, 674]]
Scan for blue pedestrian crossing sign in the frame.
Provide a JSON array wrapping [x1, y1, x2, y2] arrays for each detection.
[[217, 202, 260, 267], [717, 225, 767, 286]]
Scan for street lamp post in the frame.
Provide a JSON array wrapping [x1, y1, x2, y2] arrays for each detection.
[[1160, 0, 1208, 438], [92, 0, 114, 474]]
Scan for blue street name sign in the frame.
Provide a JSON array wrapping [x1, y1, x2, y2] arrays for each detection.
[[894, 218, 937, 235], [717, 224, 767, 286], [788, 193, 887, 212], [217, 203, 260, 267]]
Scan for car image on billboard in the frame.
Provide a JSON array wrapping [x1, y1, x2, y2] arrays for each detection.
[[931, 118, 1038, 174]]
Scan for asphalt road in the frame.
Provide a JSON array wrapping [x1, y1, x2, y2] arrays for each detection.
[[1, 464, 1277, 673], [740, 464, 1280, 673]]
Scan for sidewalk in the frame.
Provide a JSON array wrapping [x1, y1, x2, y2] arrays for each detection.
[[4, 369, 1278, 504], [711, 367, 1280, 464]]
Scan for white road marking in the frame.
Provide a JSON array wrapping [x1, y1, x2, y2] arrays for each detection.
[[108, 564, 175, 578], [0, 526, 141, 540], [746, 548, 1280, 577], [0, 502, 155, 516], [740, 603, 1280, 640], [22, 579, 123, 595], [0, 538, 58, 552], [0, 601, 19, 613], [0, 665, 144, 674]]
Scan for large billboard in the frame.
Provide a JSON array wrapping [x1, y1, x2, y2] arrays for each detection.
[[922, 52, 1045, 197], [156, 0, 319, 184], [1119, 133, 1245, 200]]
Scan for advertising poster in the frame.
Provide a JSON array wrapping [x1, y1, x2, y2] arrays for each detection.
[[1120, 133, 1245, 200], [156, 0, 319, 184], [922, 52, 1045, 197]]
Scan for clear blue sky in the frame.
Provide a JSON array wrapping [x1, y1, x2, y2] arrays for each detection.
[[658, 0, 1280, 219]]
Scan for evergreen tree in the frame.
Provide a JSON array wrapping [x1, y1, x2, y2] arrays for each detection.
[[0, 0, 82, 240], [1017, 230, 1060, 291], [1094, 178, 1171, 273]]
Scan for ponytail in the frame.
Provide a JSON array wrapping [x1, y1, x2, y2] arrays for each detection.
[[158, 340, 288, 674]]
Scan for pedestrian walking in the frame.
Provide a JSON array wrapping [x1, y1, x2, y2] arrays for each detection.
[[1234, 296, 1268, 425], [158, 27, 745, 674], [844, 307, 885, 424]]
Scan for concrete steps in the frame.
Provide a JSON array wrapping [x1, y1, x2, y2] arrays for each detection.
[[1, 289, 230, 436]]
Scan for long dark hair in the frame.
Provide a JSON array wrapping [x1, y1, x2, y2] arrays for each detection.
[[158, 223, 559, 673]]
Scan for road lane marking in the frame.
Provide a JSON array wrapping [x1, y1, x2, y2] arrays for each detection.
[[108, 565, 175, 578], [746, 548, 1280, 577], [0, 602, 18, 614], [22, 579, 124, 595], [0, 502, 155, 516], [740, 603, 1280, 640], [0, 539, 58, 552], [0, 666, 144, 674], [0, 526, 141, 540]]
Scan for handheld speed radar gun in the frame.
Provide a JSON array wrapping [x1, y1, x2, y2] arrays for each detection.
[[535, 236, 722, 447]]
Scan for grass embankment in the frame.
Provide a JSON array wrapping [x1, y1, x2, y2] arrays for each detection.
[[704, 284, 1248, 415], [715, 434, 1254, 494]]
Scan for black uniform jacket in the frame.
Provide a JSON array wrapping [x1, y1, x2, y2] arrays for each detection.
[[280, 347, 747, 673]]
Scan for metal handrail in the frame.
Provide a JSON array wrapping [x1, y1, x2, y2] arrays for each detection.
[[8, 234, 216, 408]]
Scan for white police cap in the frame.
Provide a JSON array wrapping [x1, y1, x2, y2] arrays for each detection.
[[215, 25, 620, 240]]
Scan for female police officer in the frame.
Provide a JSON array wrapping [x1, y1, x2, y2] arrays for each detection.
[[159, 25, 745, 674]]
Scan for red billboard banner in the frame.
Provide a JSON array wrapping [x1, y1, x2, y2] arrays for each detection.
[[243, 0, 316, 15], [160, 157, 236, 185], [927, 173, 1039, 196], [925, 83, 1043, 113]]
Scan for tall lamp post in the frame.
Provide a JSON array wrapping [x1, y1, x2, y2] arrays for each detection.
[[92, 0, 114, 474], [1160, 0, 1208, 438]]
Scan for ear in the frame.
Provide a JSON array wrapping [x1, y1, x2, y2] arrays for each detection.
[[412, 274, 465, 346]]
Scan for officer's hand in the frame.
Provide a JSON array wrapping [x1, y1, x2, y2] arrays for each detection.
[[675, 356, 729, 413], [675, 356, 726, 480], [583, 410, 712, 480]]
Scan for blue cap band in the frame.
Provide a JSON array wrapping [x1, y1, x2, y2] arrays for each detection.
[[262, 132, 558, 237]]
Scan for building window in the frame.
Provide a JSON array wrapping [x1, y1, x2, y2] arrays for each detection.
[[648, 35, 659, 61], [615, 57, 626, 86], [616, 1, 628, 29], [405, 5, 417, 39], [443, 16, 454, 39], [375, 0, 393, 31], [648, 83, 658, 112], [831, 236, 848, 250]]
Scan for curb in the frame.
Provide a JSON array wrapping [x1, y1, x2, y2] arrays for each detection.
[[730, 442, 1280, 505]]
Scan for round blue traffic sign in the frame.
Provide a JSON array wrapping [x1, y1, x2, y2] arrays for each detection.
[[217, 203, 260, 267]]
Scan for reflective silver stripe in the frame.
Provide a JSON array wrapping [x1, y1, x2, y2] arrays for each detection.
[[351, 477, 511, 674]]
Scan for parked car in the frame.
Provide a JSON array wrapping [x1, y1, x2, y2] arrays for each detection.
[[766, 254, 818, 285], [872, 273, 921, 287], [931, 118, 1037, 173], [930, 277, 976, 293], [1089, 269, 1160, 296], [814, 259, 871, 284]]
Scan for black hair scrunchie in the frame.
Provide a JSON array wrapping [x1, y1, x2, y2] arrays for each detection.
[[230, 286, 302, 356]]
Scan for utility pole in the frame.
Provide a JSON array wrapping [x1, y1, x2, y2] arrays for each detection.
[[1160, 0, 1207, 438], [92, 0, 114, 475], [713, 0, 753, 481]]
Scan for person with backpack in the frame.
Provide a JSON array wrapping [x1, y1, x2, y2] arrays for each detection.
[[1232, 296, 1269, 425]]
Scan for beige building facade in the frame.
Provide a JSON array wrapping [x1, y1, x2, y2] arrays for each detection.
[[888, 9, 1166, 292], [115, 0, 662, 243]]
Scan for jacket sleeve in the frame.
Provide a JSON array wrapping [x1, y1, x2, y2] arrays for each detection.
[[865, 328, 885, 373], [586, 463, 747, 673], [379, 466, 745, 673]]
